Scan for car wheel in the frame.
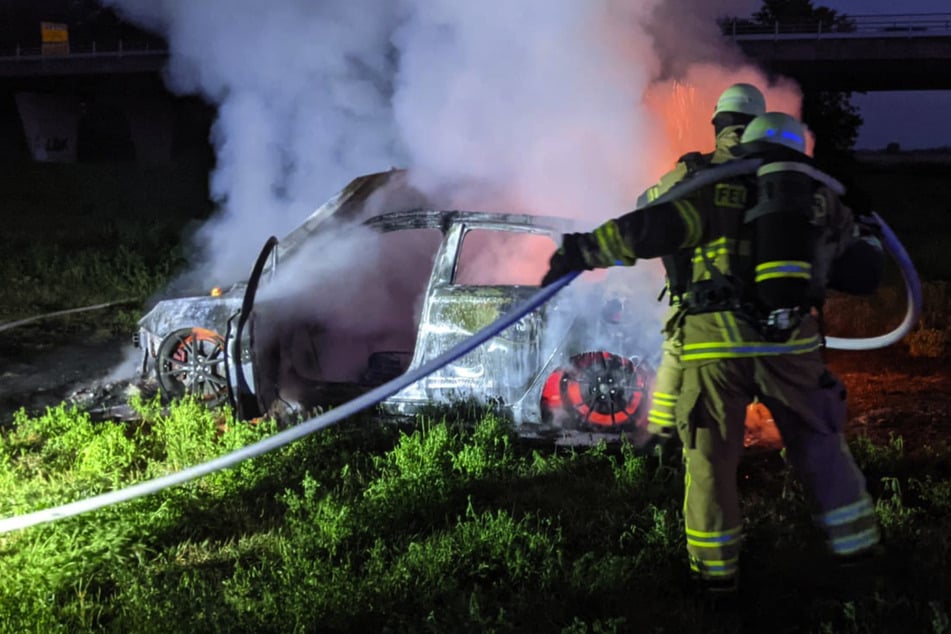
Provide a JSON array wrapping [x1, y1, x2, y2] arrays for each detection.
[[541, 351, 652, 430], [156, 327, 228, 406]]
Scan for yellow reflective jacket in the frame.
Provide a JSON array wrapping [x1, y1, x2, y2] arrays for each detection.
[[572, 169, 863, 362], [636, 125, 746, 208]]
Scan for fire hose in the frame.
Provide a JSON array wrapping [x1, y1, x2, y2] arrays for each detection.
[[823, 211, 923, 350], [0, 157, 918, 533], [0, 299, 139, 334], [0, 273, 579, 534]]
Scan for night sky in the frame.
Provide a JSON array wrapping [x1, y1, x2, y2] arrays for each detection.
[[782, 0, 951, 149]]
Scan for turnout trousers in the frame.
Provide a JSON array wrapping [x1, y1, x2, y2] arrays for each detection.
[[676, 349, 880, 582], [645, 306, 687, 438]]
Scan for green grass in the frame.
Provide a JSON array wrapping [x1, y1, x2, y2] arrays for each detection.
[[0, 158, 211, 330], [1, 156, 949, 632], [0, 399, 950, 633]]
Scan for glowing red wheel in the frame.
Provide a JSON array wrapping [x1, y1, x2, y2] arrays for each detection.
[[541, 351, 651, 430]]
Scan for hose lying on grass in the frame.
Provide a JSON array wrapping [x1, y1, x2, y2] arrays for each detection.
[[0, 157, 920, 533], [0, 299, 140, 334], [0, 273, 579, 534]]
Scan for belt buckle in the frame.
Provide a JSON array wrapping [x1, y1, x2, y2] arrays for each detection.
[[763, 307, 801, 340]]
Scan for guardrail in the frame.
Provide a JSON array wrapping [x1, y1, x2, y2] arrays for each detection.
[[0, 39, 167, 61], [0, 13, 948, 62], [723, 12, 951, 40]]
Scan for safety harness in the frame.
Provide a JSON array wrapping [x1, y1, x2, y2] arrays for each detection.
[[680, 147, 845, 344], [661, 151, 714, 306]]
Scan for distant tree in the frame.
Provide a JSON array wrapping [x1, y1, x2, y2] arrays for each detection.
[[801, 90, 863, 157], [746, 0, 863, 159], [742, 1, 870, 213], [752, 0, 853, 32]]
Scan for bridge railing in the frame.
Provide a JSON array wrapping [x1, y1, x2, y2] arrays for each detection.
[[0, 13, 948, 59], [0, 39, 168, 61], [722, 12, 951, 40]]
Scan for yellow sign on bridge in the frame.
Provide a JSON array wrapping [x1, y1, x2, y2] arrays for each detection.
[[40, 22, 70, 55]]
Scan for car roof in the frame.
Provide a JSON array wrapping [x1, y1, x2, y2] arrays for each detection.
[[276, 170, 578, 262], [362, 208, 577, 234]]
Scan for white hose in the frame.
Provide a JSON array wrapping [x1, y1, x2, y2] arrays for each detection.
[[0, 299, 138, 334], [0, 157, 779, 534], [825, 212, 923, 350], [0, 275, 578, 534]]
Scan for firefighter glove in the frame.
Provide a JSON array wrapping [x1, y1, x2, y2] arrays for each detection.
[[540, 234, 591, 287]]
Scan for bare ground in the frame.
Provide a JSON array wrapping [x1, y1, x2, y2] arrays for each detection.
[[0, 322, 140, 425]]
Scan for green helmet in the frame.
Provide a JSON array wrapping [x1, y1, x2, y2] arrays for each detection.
[[740, 111, 807, 153], [712, 83, 766, 119]]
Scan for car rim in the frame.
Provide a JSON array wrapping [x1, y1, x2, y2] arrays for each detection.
[[541, 351, 651, 430], [157, 327, 228, 405]]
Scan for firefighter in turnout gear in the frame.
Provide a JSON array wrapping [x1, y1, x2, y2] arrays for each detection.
[[541, 112, 885, 595], [636, 83, 767, 444]]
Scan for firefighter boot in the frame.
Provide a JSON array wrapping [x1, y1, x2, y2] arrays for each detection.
[[693, 574, 740, 613], [827, 544, 888, 599]]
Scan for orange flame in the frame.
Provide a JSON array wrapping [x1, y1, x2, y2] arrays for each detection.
[[744, 402, 782, 449], [642, 64, 812, 183]]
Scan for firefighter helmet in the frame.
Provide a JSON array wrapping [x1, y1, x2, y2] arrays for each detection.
[[712, 83, 767, 119], [740, 111, 807, 153]]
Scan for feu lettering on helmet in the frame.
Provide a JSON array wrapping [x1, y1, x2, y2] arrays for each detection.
[[713, 183, 747, 208]]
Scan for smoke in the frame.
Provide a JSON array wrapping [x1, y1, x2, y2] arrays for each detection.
[[102, 0, 807, 412], [101, 0, 403, 285], [101, 0, 802, 277]]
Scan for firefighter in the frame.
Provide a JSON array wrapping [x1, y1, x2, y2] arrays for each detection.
[[636, 83, 767, 445], [541, 112, 885, 597]]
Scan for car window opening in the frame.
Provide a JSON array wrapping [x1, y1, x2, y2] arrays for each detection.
[[453, 228, 556, 287], [255, 227, 443, 411]]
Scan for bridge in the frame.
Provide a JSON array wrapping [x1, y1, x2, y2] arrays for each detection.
[[725, 13, 951, 91], [0, 39, 166, 78], [0, 14, 949, 92]]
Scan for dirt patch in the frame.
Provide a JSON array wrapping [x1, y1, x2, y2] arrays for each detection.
[[828, 347, 951, 453], [0, 322, 140, 424]]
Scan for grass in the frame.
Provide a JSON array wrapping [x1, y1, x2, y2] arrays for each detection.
[[0, 155, 949, 631], [0, 399, 950, 633], [0, 158, 211, 331]]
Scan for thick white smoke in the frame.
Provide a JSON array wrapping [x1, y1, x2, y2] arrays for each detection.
[[101, 0, 799, 282], [101, 0, 404, 284], [102, 0, 805, 405]]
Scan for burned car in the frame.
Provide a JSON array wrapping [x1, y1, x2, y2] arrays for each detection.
[[134, 170, 416, 406], [135, 169, 664, 441]]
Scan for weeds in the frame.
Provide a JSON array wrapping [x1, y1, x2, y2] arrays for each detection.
[[1, 158, 949, 631], [2, 397, 947, 633]]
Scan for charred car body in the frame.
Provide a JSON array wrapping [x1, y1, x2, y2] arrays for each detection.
[[134, 170, 663, 441]]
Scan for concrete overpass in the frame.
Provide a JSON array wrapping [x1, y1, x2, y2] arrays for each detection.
[[725, 13, 951, 91], [0, 13, 950, 92], [0, 40, 166, 78]]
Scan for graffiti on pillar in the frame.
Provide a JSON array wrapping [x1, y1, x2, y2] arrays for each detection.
[[14, 92, 79, 163]]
